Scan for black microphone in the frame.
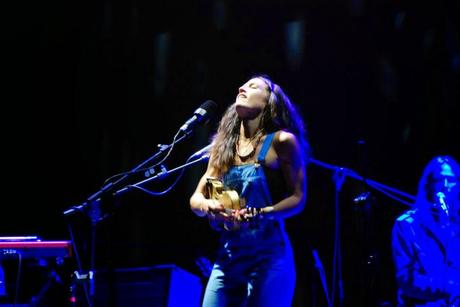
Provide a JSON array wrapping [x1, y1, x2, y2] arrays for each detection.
[[180, 100, 217, 133], [436, 192, 449, 216], [189, 143, 213, 160]]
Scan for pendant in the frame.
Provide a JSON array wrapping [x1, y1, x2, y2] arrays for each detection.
[[237, 143, 255, 159]]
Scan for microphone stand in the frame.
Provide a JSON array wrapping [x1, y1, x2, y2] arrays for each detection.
[[62, 131, 193, 306], [312, 249, 333, 307], [308, 158, 415, 307]]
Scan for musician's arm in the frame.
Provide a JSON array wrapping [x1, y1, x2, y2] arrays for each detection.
[[190, 157, 224, 217], [262, 131, 306, 219], [190, 174, 211, 217]]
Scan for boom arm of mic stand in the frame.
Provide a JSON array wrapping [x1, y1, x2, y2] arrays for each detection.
[[309, 158, 415, 204], [64, 155, 209, 215], [63, 132, 191, 217], [116, 155, 209, 196]]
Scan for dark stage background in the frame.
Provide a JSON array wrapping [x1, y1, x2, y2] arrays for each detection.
[[2, 0, 460, 306]]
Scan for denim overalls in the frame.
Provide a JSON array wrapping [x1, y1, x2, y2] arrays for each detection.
[[202, 133, 296, 307]]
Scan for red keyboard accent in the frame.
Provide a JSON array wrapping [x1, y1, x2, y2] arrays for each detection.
[[0, 241, 72, 259]]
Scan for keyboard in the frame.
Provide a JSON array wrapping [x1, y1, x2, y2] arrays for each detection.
[[0, 240, 72, 259]]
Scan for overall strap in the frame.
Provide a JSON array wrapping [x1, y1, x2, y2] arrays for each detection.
[[257, 133, 276, 165]]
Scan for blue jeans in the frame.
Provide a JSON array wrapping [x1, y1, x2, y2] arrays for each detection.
[[202, 240, 296, 307]]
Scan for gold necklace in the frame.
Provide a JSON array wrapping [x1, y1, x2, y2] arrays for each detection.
[[236, 131, 263, 160]]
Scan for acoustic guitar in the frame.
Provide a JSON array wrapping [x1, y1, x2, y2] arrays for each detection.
[[205, 177, 245, 231]]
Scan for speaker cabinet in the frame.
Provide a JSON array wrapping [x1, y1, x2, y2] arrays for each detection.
[[94, 264, 203, 307]]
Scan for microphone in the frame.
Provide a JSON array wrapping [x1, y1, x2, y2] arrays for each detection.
[[436, 192, 449, 216], [189, 143, 213, 160], [180, 100, 217, 133]]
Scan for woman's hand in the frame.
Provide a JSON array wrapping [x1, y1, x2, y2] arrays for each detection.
[[201, 199, 230, 218], [236, 206, 274, 222], [202, 199, 239, 231]]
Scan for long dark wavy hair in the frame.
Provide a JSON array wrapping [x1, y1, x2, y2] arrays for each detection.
[[415, 155, 460, 215], [209, 74, 310, 175]]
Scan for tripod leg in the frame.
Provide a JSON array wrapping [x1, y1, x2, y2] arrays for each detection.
[[29, 268, 63, 306]]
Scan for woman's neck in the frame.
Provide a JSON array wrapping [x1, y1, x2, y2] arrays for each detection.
[[240, 119, 261, 140]]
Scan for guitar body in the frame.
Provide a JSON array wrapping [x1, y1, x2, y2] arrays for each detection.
[[205, 177, 244, 231]]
